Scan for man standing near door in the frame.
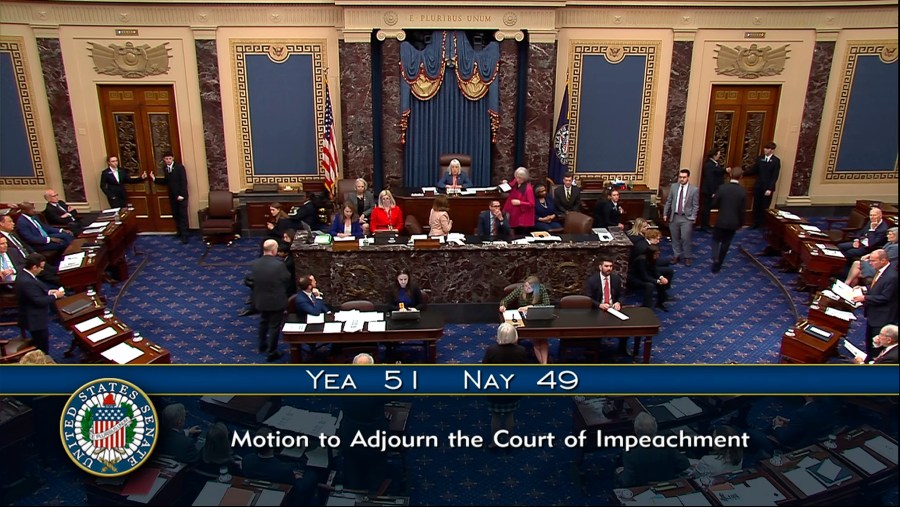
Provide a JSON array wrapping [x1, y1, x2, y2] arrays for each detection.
[[151, 151, 190, 243], [746, 142, 781, 229], [99, 155, 147, 209], [711, 167, 747, 274], [663, 169, 699, 266]]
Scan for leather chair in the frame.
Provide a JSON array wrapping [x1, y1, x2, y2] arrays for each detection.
[[438, 154, 473, 180], [0, 338, 36, 364], [562, 211, 594, 234], [824, 206, 867, 244], [340, 300, 376, 312], [557, 295, 601, 362], [336, 179, 357, 206], [199, 191, 239, 249], [404, 215, 423, 235], [334, 300, 379, 362]]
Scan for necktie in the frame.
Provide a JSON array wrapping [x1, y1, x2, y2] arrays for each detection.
[[603, 276, 611, 305], [871, 268, 882, 289], [29, 216, 48, 239], [566, 187, 571, 201], [677, 185, 685, 215], [490, 216, 497, 237], [4, 233, 28, 255], [167, 165, 172, 174], [0, 253, 13, 282], [112, 169, 119, 183]]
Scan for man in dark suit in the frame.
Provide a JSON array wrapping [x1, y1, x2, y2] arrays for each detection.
[[617, 412, 689, 487], [0, 237, 17, 288], [746, 397, 836, 456], [584, 258, 623, 311], [745, 142, 781, 229], [296, 274, 329, 322], [150, 151, 190, 243], [838, 207, 889, 261], [15, 201, 73, 252], [852, 248, 898, 357], [15, 253, 65, 353], [700, 147, 727, 232], [0, 212, 61, 286], [156, 403, 201, 463], [291, 192, 322, 232], [99, 155, 146, 208], [477, 201, 511, 240], [593, 189, 624, 229], [553, 173, 582, 218], [710, 167, 747, 273], [42, 189, 85, 235], [250, 239, 292, 361], [854, 325, 898, 364]]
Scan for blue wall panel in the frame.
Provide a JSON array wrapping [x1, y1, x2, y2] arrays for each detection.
[[836, 56, 898, 172], [575, 55, 644, 174], [245, 54, 317, 175], [0, 52, 35, 178]]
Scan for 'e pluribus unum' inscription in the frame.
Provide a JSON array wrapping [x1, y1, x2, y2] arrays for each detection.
[[411, 14, 493, 23]]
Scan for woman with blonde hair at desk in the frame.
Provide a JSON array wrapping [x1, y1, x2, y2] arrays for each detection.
[[498, 275, 552, 364], [502, 167, 535, 235], [626, 217, 651, 242], [370, 190, 404, 233], [428, 195, 453, 236]]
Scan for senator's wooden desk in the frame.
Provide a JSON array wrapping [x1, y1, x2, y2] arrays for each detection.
[[797, 242, 846, 291], [572, 396, 646, 488], [782, 223, 832, 271], [82, 208, 138, 281], [282, 312, 444, 363], [779, 320, 842, 364], [198, 396, 281, 426], [292, 233, 632, 304], [85, 458, 187, 506], [765, 209, 808, 255], [808, 292, 856, 335], [514, 307, 661, 363], [326, 491, 410, 506], [55, 292, 106, 330], [0, 397, 33, 450], [68, 315, 134, 361], [614, 478, 696, 506], [703, 467, 795, 506], [824, 427, 898, 491], [760, 444, 864, 506], [395, 189, 501, 235], [58, 239, 108, 293], [193, 476, 292, 506], [95, 337, 172, 365]]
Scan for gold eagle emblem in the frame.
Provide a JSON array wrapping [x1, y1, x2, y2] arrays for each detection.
[[88, 41, 171, 78], [715, 44, 790, 79]]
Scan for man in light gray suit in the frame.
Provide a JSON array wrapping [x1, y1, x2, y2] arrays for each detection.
[[663, 168, 699, 265]]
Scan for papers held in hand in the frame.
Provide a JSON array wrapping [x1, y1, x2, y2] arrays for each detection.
[[843, 339, 866, 360], [497, 182, 512, 192], [831, 280, 863, 308]]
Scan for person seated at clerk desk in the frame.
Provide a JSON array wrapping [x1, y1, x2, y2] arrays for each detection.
[[296, 274, 329, 322], [594, 189, 624, 229], [553, 173, 582, 218], [846, 226, 897, 287], [628, 244, 671, 312], [584, 258, 631, 355], [853, 324, 898, 364], [533, 185, 562, 232], [839, 207, 889, 261], [290, 191, 323, 232], [14, 201, 73, 252], [346, 178, 375, 232], [156, 403, 202, 464], [429, 195, 453, 237], [436, 158, 472, 191], [42, 189, 85, 235], [499, 275, 551, 364], [626, 217, 650, 244], [616, 412, 689, 487], [192, 422, 242, 478], [329, 204, 364, 239], [478, 200, 512, 240], [501, 167, 535, 235], [387, 269, 425, 311], [370, 190, 404, 233], [266, 203, 293, 243]]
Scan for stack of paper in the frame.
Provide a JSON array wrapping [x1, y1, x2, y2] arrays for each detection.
[[323, 322, 343, 333], [669, 397, 703, 417], [807, 458, 852, 487], [191, 482, 230, 506], [503, 310, 523, 322], [799, 224, 822, 232], [841, 447, 887, 474], [282, 323, 307, 332], [59, 252, 86, 271], [74, 316, 105, 333], [865, 436, 898, 464], [263, 406, 340, 436], [825, 307, 856, 321], [777, 211, 802, 221], [830, 281, 863, 307], [86, 326, 117, 343], [333, 310, 384, 323], [100, 342, 144, 364]]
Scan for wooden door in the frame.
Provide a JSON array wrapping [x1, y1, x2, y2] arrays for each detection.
[[703, 85, 780, 223], [98, 85, 181, 232]]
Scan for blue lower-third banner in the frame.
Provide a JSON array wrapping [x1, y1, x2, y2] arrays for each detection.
[[1, 365, 897, 395]]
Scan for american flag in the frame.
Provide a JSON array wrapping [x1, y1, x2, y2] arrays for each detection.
[[93, 404, 127, 449], [321, 79, 339, 198]]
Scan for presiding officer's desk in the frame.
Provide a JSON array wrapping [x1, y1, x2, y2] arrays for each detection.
[[292, 232, 632, 304], [394, 188, 501, 236]]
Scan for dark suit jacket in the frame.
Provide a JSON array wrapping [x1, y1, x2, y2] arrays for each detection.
[[482, 343, 530, 364], [871, 345, 899, 364], [292, 201, 320, 230], [15, 214, 63, 247], [772, 399, 836, 448], [711, 181, 746, 230], [748, 155, 781, 192], [477, 210, 511, 239], [43, 201, 80, 228], [701, 158, 726, 195], [864, 267, 898, 328], [15, 272, 55, 331], [553, 185, 582, 215], [854, 220, 889, 254], [100, 168, 143, 206], [583, 272, 623, 307], [156, 428, 200, 464], [345, 191, 375, 219], [1, 231, 60, 286], [155, 162, 189, 199], [250, 255, 291, 312], [594, 199, 622, 228], [295, 291, 328, 321], [436, 171, 472, 190], [240, 454, 295, 485], [619, 447, 690, 487]]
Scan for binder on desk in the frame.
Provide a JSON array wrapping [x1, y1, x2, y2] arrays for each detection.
[[61, 299, 93, 315], [802, 325, 833, 342]]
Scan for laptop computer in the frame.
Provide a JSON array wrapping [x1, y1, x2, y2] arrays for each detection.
[[391, 310, 421, 321], [524, 305, 556, 321]]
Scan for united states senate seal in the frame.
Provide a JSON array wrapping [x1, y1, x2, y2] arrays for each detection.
[[60, 378, 158, 476]]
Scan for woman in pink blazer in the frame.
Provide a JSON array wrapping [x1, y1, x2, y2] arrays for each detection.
[[502, 167, 535, 234]]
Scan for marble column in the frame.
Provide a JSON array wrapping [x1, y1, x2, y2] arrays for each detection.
[[339, 41, 374, 182], [790, 41, 835, 197], [37, 38, 85, 202], [523, 41, 557, 185], [381, 39, 404, 190], [492, 39, 519, 184], [195, 40, 228, 191], [659, 41, 693, 188]]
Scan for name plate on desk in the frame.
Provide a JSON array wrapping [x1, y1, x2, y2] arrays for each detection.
[[413, 238, 442, 249], [332, 240, 359, 251]]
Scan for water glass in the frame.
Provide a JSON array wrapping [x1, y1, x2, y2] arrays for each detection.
[[769, 449, 784, 466]]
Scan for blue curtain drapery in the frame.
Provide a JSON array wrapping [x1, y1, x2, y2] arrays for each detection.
[[400, 31, 500, 188]]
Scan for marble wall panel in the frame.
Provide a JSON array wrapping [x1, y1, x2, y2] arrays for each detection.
[[790, 41, 835, 196], [659, 41, 693, 188], [37, 38, 85, 201], [381, 39, 404, 191], [493, 40, 519, 184], [523, 41, 556, 185], [339, 41, 374, 183], [195, 40, 228, 191]]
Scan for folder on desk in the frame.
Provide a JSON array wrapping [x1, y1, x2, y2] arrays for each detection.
[[61, 299, 93, 315], [219, 487, 256, 506]]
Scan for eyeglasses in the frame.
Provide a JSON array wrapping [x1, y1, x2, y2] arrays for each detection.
[[490, 204, 501, 208]]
